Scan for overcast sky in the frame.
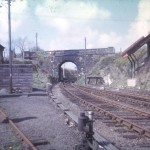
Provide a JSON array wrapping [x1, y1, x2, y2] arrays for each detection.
[[0, 0, 150, 53]]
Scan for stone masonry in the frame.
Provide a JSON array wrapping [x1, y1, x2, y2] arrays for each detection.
[[0, 64, 33, 92], [24, 47, 115, 80]]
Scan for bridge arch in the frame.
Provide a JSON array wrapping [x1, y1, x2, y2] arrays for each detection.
[[58, 60, 79, 82]]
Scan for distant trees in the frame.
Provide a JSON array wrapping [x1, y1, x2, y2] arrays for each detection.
[[11, 37, 44, 59], [15, 37, 28, 58], [29, 46, 44, 52]]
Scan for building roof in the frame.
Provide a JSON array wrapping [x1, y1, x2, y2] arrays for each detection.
[[122, 33, 150, 57]]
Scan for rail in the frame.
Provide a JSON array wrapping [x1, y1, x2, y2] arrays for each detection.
[[60, 84, 150, 138], [0, 110, 37, 150]]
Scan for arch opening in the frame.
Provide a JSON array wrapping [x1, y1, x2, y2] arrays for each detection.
[[59, 61, 78, 82]]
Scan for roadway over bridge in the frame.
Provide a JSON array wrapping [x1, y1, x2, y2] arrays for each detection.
[[24, 47, 115, 81]]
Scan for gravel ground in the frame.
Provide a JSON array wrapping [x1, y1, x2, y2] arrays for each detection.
[[1, 84, 150, 150], [0, 94, 83, 150], [52, 84, 150, 150], [0, 122, 23, 150]]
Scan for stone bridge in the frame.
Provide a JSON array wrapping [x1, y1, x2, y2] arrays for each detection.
[[24, 47, 115, 81]]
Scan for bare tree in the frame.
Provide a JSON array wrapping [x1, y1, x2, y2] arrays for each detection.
[[15, 37, 28, 59]]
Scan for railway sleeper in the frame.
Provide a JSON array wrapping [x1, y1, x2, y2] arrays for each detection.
[[116, 118, 123, 124], [122, 120, 135, 129], [114, 128, 128, 133], [145, 131, 150, 138], [138, 122, 150, 125], [115, 124, 124, 127], [124, 117, 147, 120], [31, 139, 49, 146], [102, 112, 147, 136], [122, 134, 139, 139], [119, 121, 146, 136], [94, 116, 110, 120]]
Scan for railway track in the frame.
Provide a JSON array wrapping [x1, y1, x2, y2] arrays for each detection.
[[73, 85, 150, 116], [119, 89, 150, 98], [0, 110, 37, 150], [76, 85, 150, 111], [60, 83, 150, 138]]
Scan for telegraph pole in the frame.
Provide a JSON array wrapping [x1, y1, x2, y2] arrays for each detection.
[[84, 37, 87, 85], [36, 32, 38, 51], [85, 37, 86, 49], [8, 0, 12, 93]]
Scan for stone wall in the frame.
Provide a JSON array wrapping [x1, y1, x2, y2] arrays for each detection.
[[0, 64, 33, 92]]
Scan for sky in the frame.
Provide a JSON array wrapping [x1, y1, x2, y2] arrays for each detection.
[[0, 0, 150, 55]]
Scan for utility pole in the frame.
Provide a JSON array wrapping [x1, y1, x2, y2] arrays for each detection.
[[84, 37, 87, 85], [36, 32, 38, 51], [85, 37, 86, 49], [8, 0, 12, 93], [63, 64, 65, 79]]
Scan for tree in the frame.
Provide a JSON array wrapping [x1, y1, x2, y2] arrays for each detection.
[[15, 37, 28, 59], [29, 46, 44, 52]]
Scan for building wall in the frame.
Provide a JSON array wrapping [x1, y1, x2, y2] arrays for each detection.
[[0, 64, 33, 92], [0, 51, 3, 64], [0, 44, 4, 64]]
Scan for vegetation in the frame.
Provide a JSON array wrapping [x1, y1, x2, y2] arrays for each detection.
[[13, 58, 32, 64], [0, 144, 21, 150], [78, 47, 150, 90], [32, 51, 53, 88], [10, 43, 150, 90]]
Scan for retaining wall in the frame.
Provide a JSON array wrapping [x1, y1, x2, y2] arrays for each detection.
[[0, 64, 33, 92]]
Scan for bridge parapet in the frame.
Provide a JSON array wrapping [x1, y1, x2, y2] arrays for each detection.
[[24, 47, 115, 59]]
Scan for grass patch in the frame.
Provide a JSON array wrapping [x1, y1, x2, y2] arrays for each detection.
[[0, 144, 22, 150]]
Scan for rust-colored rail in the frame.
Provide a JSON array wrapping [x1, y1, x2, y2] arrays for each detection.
[[60, 84, 150, 138], [73, 85, 150, 117], [77, 85, 150, 110], [0, 110, 37, 150], [117, 89, 150, 101]]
